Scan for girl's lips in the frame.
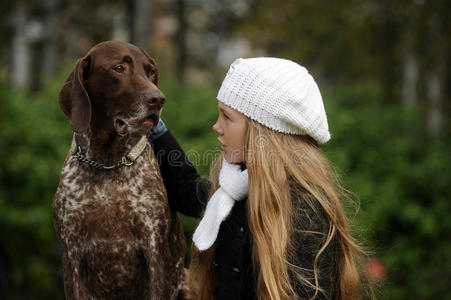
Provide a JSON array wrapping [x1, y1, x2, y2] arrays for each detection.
[[218, 138, 225, 150]]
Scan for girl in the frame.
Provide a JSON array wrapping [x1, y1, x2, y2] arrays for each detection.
[[148, 58, 366, 299]]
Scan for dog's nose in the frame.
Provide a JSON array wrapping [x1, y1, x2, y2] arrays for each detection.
[[144, 90, 166, 107]]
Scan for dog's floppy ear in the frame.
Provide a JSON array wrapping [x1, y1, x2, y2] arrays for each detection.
[[139, 48, 159, 86], [58, 56, 92, 133]]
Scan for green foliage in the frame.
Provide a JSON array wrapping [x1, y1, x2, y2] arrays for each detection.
[[0, 74, 450, 299], [158, 77, 220, 176], [0, 76, 69, 299], [0, 72, 219, 299], [323, 83, 451, 299]]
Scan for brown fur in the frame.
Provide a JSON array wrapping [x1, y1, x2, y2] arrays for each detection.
[[53, 41, 186, 299]]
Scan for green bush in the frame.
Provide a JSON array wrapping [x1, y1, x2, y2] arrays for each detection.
[[0, 73, 220, 298], [0, 74, 449, 299], [0, 77, 69, 299], [323, 83, 451, 298]]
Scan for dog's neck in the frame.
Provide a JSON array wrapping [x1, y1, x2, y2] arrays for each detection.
[[75, 128, 142, 166]]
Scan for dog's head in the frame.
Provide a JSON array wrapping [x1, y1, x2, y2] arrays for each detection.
[[58, 41, 165, 136]]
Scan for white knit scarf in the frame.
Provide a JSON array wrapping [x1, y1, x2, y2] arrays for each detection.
[[192, 158, 249, 251]]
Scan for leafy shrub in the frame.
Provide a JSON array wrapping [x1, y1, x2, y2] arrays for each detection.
[[324, 83, 451, 299], [0, 75, 449, 299], [0, 73, 219, 298], [0, 77, 69, 299]]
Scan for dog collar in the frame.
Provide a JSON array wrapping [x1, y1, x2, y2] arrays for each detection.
[[69, 134, 148, 170]]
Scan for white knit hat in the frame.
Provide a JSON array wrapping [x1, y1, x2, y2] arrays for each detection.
[[217, 57, 330, 144]]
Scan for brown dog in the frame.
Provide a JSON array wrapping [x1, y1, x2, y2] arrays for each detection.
[[53, 41, 186, 299]]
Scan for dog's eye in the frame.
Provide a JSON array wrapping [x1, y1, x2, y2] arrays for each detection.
[[145, 65, 156, 77], [113, 65, 125, 73]]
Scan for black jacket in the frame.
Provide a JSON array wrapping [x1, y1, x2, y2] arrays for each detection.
[[151, 131, 337, 299]]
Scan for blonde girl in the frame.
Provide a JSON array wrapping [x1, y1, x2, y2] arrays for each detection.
[[149, 58, 366, 299]]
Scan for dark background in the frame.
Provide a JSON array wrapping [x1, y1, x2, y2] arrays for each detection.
[[0, 0, 450, 298]]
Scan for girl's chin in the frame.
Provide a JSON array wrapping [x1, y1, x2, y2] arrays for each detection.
[[224, 153, 245, 164]]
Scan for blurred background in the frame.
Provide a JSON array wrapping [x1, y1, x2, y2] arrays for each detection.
[[0, 0, 450, 299]]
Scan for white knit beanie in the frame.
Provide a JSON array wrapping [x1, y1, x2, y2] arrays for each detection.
[[217, 57, 330, 144]]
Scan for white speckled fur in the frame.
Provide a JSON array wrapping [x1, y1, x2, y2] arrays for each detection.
[[53, 140, 185, 300]]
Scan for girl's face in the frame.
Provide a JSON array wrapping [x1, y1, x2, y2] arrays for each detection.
[[212, 101, 247, 163]]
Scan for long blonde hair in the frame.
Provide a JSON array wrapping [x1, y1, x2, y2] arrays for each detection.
[[188, 119, 367, 300]]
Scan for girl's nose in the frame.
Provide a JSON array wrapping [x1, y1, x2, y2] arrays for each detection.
[[212, 120, 222, 135]]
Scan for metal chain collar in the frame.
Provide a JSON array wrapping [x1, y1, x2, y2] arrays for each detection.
[[73, 146, 134, 170]]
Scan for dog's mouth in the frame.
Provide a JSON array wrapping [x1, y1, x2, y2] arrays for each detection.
[[114, 118, 128, 135], [114, 112, 160, 136], [142, 113, 158, 128]]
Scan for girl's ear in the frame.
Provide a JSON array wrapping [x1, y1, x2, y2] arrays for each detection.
[[58, 56, 92, 133]]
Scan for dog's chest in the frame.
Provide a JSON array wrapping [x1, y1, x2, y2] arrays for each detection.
[[55, 148, 169, 247]]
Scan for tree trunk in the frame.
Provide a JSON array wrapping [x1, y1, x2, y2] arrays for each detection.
[[401, 32, 418, 108], [11, 2, 29, 87], [113, 10, 129, 42], [175, 0, 187, 83], [136, 0, 151, 48], [42, 0, 58, 78], [127, 0, 151, 48], [426, 70, 443, 136], [425, 13, 444, 136]]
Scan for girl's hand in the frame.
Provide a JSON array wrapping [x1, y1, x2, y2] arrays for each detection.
[[146, 119, 168, 142]]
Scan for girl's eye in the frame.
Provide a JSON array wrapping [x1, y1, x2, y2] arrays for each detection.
[[223, 114, 230, 120], [113, 65, 125, 73]]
